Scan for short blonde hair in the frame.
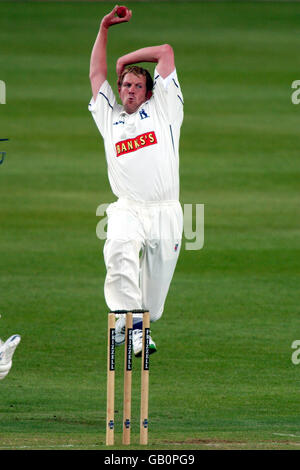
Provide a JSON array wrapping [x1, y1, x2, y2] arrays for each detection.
[[118, 65, 153, 93]]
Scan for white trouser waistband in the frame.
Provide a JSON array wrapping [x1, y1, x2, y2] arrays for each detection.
[[117, 197, 181, 208]]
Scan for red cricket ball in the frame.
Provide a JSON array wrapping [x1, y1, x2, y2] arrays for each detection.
[[116, 6, 127, 18]]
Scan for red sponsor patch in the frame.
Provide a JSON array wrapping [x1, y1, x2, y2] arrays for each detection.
[[116, 131, 157, 157]]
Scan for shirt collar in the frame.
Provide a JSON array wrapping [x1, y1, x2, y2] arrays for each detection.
[[120, 100, 149, 118]]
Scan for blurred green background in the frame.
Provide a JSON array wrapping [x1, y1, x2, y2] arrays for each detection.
[[0, 1, 299, 449]]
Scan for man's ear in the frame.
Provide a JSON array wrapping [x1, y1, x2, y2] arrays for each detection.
[[146, 90, 153, 100]]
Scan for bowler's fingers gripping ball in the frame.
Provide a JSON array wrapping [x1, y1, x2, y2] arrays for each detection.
[[116, 6, 128, 18]]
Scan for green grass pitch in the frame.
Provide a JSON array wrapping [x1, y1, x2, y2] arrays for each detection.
[[0, 0, 300, 450]]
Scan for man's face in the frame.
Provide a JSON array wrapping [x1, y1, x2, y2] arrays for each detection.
[[119, 73, 149, 114]]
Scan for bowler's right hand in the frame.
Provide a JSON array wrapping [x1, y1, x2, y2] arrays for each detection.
[[101, 5, 132, 29]]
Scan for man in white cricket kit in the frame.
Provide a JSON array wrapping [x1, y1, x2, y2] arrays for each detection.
[[89, 5, 184, 356], [0, 316, 21, 380]]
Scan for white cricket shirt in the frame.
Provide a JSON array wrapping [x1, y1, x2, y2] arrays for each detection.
[[88, 68, 183, 202]]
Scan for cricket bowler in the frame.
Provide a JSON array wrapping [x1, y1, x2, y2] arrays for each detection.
[[0, 322, 21, 380], [88, 5, 184, 356]]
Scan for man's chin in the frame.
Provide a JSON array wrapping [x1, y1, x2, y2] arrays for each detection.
[[124, 103, 139, 114]]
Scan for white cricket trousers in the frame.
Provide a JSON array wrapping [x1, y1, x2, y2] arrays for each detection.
[[103, 197, 183, 323]]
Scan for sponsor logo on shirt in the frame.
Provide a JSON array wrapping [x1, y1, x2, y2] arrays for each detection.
[[116, 131, 157, 157]]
